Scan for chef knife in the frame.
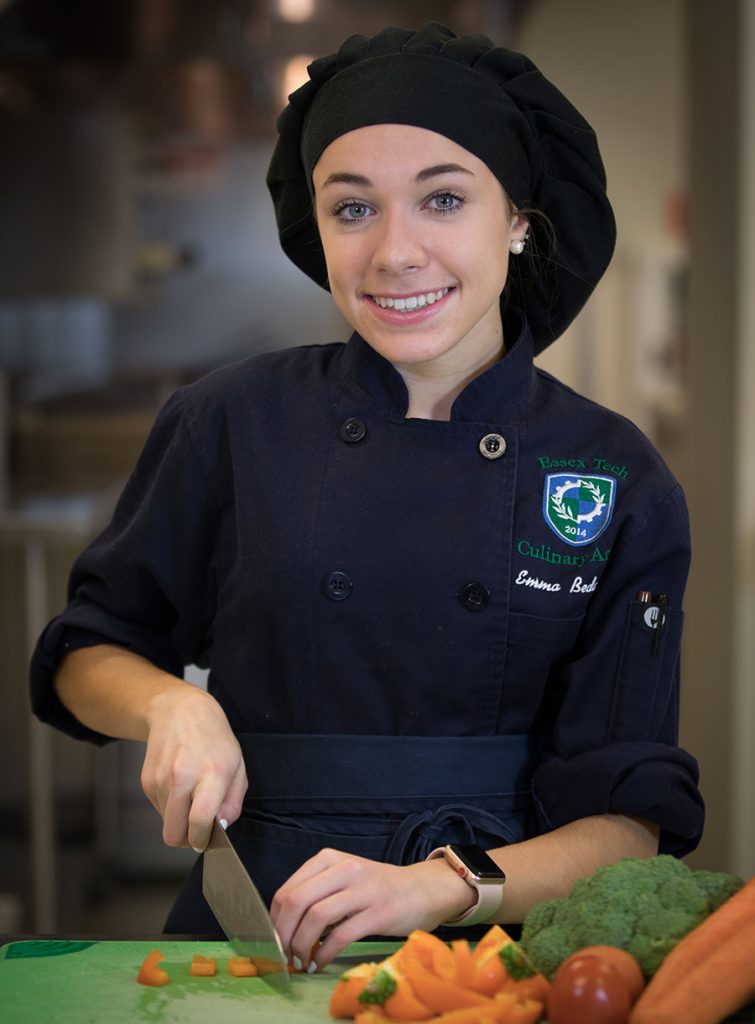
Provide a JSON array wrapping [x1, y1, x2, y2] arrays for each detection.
[[202, 817, 290, 982]]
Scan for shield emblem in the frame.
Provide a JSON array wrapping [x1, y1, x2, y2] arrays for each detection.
[[543, 473, 616, 546]]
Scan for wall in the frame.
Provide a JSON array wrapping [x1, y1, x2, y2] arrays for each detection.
[[680, 0, 755, 877], [515, 0, 755, 874]]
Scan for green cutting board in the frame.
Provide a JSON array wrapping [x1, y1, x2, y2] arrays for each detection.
[[0, 938, 398, 1024]]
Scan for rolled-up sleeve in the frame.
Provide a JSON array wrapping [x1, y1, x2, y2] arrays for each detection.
[[530, 483, 705, 855], [29, 388, 224, 744]]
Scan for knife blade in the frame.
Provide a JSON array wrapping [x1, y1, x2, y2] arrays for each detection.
[[202, 817, 290, 982]]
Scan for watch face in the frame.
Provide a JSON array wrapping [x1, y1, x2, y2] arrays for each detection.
[[450, 844, 505, 880]]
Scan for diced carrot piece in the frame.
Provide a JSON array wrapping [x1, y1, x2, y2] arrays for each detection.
[[227, 956, 258, 977], [137, 948, 170, 987], [189, 954, 217, 977]]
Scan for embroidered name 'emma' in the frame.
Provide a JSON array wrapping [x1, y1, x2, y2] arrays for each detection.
[[515, 569, 561, 592]]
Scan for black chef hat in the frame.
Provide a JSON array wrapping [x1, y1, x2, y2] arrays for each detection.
[[266, 22, 616, 352]]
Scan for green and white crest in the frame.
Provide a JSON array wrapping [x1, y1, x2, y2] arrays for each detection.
[[543, 473, 616, 546]]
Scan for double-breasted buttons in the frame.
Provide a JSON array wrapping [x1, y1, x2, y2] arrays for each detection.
[[340, 418, 367, 443], [459, 582, 491, 612], [478, 433, 506, 460], [323, 571, 353, 601]]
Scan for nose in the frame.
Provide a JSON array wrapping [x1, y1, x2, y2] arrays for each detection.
[[370, 209, 428, 275]]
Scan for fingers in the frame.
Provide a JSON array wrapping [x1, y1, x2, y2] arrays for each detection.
[[272, 851, 395, 971], [273, 855, 467, 972], [186, 770, 236, 851], [218, 759, 248, 829], [139, 687, 248, 850]]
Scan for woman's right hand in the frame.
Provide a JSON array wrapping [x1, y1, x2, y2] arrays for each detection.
[[54, 644, 247, 852], [141, 684, 248, 852]]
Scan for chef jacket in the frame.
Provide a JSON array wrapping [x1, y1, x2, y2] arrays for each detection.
[[30, 317, 704, 931]]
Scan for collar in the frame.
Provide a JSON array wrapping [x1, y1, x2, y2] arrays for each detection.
[[341, 314, 540, 424]]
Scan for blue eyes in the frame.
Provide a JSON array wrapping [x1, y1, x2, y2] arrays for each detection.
[[428, 193, 462, 212], [332, 191, 464, 223], [336, 202, 372, 221]]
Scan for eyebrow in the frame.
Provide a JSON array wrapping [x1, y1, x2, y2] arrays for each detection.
[[319, 163, 475, 189]]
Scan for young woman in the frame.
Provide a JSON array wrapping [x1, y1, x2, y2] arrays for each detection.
[[30, 23, 703, 972]]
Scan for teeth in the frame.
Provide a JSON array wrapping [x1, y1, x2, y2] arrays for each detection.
[[372, 288, 448, 311]]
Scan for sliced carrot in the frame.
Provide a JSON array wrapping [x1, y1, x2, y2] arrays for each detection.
[[330, 962, 379, 1018], [629, 914, 755, 1024], [137, 948, 170, 987], [403, 959, 496, 1014], [227, 956, 258, 977], [507, 997, 545, 1024], [189, 954, 217, 977], [400, 930, 456, 980], [428, 1000, 516, 1023], [354, 1012, 392, 1024], [469, 945, 510, 997], [383, 977, 434, 1021], [472, 925, 516, 963], [451, 940, 476, 991], [511, 972, 551, 1006]]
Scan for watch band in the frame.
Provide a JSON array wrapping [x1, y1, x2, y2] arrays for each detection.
[[427, 845, 505, 927]]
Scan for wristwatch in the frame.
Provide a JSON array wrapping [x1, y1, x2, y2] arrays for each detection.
[[426, 843, 506, 927]]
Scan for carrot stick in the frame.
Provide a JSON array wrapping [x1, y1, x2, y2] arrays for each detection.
[[629, 875, 755, 1022], [629, 914, 755, 1024]]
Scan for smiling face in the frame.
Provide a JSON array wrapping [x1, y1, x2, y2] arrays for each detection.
[[312, 124, 528, 393]]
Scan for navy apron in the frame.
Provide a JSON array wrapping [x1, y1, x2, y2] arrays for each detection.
[[164, 733, 536, 940]]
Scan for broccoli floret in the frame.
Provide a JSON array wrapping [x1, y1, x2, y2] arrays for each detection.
[[693, 869, 744, 912], [625, 934, 669, 979], [519, 855, 739, 981], [520, 923, 574, 982], [520, 896, 561, 935]]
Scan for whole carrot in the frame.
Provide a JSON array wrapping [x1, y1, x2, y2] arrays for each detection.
[[629, 874, 755, 1021], [630, 913, 755, 1024]]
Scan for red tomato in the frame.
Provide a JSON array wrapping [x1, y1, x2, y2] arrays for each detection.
[[549, 956, 632, 1024], [561, 947, 645, 1001]]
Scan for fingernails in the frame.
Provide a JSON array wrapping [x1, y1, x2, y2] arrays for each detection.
[[192, 847, 203, 854], [306, 961, 318, 974], [292, 956, 303, 971], [219, 818, 228, 830]]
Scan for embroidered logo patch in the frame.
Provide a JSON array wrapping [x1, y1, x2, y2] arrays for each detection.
[[543, 474, 616, 546]]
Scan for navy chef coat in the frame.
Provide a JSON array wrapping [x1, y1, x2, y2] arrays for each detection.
[[30, 319, 704, 915]]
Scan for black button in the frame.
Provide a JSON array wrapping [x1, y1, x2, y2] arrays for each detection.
[[340, 418, 367, 443], [459, 582, 491, 612], [323, 571, 353, 601], [479, 433, 506, 459]]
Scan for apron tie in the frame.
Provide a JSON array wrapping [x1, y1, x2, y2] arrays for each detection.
[[385, 802, 523, 864]]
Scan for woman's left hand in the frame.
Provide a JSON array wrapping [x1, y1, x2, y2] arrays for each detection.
[[270, 848, 474, 971]]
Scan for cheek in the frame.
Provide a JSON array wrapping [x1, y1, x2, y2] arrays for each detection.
[[320, 231, 367, 290]]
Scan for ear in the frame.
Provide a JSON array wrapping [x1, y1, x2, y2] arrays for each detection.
[[511, 212, 529, 240]]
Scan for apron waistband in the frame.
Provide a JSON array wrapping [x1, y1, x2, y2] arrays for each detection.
[[236, 732, 535, 802], [235, 733, 537, 861]]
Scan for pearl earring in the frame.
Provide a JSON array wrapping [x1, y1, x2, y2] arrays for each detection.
[[509, 237, 526, 255]]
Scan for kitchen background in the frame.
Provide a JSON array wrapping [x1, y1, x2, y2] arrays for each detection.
[[1, 0, 753, 937]]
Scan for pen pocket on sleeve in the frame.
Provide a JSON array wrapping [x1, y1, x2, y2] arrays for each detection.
[[607, 596, 684, 743]]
